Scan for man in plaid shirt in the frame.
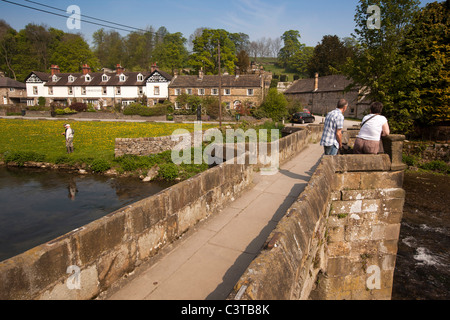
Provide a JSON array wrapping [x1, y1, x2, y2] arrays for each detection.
[[320, 99, 348, 155]]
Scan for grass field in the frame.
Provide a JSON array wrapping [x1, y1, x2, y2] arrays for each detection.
[[0, 119, 218, 179]]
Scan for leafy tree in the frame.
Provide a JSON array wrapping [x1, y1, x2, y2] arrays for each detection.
[[278, 30, 303, 69], [307, 35, 355, 77], [50, 33, 99, 73], [92, 29, 125, 69], [236, 50, 250, 74], [395, 1, 449, 126], [260, 88, 289, 121], [189, 29, 237, 75], [0, 20, 18, 79], [290, 46, 314, 78], [152, 32, 188, 74], [342, 0, 420, 133]]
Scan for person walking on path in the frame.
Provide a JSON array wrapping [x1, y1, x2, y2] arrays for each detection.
[[62, 124, 74, 154], [320, 99, 348, 155], [353, 102, 390, 155]]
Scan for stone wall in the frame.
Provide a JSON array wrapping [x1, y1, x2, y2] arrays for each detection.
[[0, 160, 253, 300], [229, 135, 406, 300]]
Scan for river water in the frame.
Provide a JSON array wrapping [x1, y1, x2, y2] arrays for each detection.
[[0, 167, 173, 262], [392, 172, 450, 300]]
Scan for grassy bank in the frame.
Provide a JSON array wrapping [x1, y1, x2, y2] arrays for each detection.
[[0, 119, 217, 180]]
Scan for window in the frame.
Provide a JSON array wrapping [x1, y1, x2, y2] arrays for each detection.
[[137, 74, 144, 82], [68, 75, 75, 83], [138, 87, 144, 95], [225, 102, 231, 110], [27, 99, 35, 107], [211, 88, 219, 95], [103, 87, 107, 95], [48, 87, 53, 95], [247, 89, 254, 96], [85, 75, 91, 82], [52, 75, 59, 82], [9, 88, 15, 92], [119, 74, 126, 82], [224, 89, 231, 95], [174, 102, 182, 110], [102, 75, 108, 82], [154, 86, 160, 96], [33, 86, 38, 95], [82, 87, 86, 95], [186, 88, 192, 95], [198, 88, 205, 95], [116, 87, 121, 95], [175, 89, 181, 96], [68, 87, 73, 95]]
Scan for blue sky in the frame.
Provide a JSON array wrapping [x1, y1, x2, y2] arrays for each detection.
[[0, 0, 437, 47]]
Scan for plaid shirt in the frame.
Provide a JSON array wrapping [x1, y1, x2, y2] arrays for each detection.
[[320, 109, 344, 148]]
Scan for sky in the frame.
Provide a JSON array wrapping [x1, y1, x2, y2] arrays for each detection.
[[0, 0, 437, 47]]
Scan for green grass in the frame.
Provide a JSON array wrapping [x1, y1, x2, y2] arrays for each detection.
[[0, 119, 216, 179]]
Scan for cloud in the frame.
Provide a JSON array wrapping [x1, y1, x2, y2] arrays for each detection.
[[219, 0, 286, 39]]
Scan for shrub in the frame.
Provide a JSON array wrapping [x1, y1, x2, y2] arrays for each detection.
[[69, 102, 88, 112], [419, 160, 450, 174], [157, 163, 179, 181], [90, 159, 111, 173], [4, 151, 46, 166], [123, 103, 167, 117]]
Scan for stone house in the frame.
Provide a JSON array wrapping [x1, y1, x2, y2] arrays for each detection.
[[168, 69, 271, 111], [24, 64, 172, 108], [284, 73, 371, 119], [0, 74, 27, 105]]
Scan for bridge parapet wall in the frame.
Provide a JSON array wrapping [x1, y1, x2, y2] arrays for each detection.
[[230, 135, 406, 300]]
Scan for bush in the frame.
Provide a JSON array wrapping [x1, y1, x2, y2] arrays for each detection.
[[90, 159, 111, 173], [69, 102, 88, 112], [157, 163, 179, 181], [419, 160, 450, 174], [114, 154, 154, 172], [123, 103, 167, 117], [4, 151, 46, 166]]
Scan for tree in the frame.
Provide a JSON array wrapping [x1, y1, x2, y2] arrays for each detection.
[[92, 29, 125, 69], [290, 46, 314, 78], [51, 33, 99, 73], [307, 35, 355, 77], [278, 30, 303, 69], [342, 0, 421, 133], [153, 32, 188, 74], [394, 1, 449, 127], [189, 29, 237, 75], [236, 50, 250, 74], [260, 88, 289, 121], [0, 20, 17, 79]]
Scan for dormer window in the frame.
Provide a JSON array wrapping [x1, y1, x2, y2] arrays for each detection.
[[119, 74, 126, 82], [85, 75, 91, 82], [102, 74, 109, 82], [68, 75, 75, 83], [137, 74, 144, 82], [52, 75, 59, 82]]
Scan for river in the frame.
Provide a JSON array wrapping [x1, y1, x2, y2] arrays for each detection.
[[392, 171, 450, 300], [0, 167, 173, 262]]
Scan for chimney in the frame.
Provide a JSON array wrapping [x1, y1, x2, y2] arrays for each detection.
[[198, 67, 203, 80], [51, 65, 60, 76], [82, 64, 91, 75], [314, 73, 319, 91], [151, 63, 158, 73], [116, 64, 124, 75]]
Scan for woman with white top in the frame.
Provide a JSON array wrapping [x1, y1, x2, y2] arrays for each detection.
[[353, 102, 390, 154]]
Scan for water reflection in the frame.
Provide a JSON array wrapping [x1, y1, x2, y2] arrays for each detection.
[[0, 167, 173, 262]]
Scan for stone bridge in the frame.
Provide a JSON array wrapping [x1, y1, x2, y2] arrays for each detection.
[[0, 123, 407, 300]]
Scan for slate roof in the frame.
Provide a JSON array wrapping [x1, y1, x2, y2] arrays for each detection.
[[25, 69, 173, 87], [284, 75, 357, 94], [170, 74, 262, 88], [0, 77, 26, 89]]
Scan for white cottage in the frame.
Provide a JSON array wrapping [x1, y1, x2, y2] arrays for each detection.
[[25, 64, 172, 108]]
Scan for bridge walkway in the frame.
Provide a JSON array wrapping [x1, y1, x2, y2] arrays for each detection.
[[103, 142, 325, 300]]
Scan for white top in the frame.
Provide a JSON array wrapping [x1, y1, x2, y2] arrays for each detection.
[[65, 128, 74, 140], [357, 114, 388, 141]]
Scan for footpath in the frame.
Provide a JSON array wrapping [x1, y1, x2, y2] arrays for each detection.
[[102, 142, 325, 300]]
